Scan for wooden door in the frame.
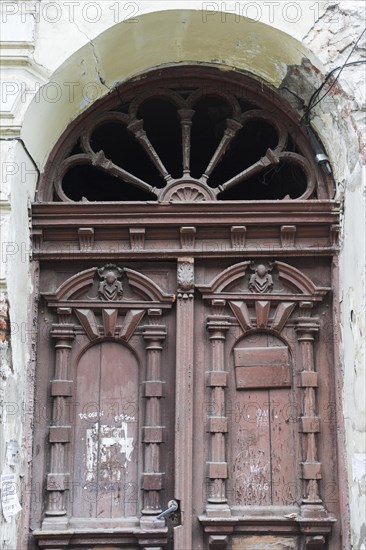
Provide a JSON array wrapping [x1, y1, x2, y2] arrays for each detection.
[[30, 68, 342, 550], [31, 263, 178, 548], [31, 258, 341, 550], [189, 259, 340, 550]]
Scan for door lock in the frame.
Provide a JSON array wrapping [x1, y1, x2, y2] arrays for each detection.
[[156, 499, 178, 520]]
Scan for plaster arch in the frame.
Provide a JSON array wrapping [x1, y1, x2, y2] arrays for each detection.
[[22, 8, 329, 187]]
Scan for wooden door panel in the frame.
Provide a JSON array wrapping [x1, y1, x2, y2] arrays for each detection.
[[228, 334, 298, 508], [73, 342, 140, 520], [73, 344, 100, 518], [270, 387, 300, 506], [231, 389, 272, 506]]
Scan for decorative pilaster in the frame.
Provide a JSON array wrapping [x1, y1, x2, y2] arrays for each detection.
[[44, 308, 74, 527], [141, 309, 166, 526], [174, 258, 194, 549], [296, 303, 327, 519], [206, 300, 230, 517]]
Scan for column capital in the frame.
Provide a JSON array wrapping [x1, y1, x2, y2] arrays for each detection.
[[207, 318, 231, 334], [143, 325, 166, 342], [295, 319, 319, 336], [51, 324, 75, 342]]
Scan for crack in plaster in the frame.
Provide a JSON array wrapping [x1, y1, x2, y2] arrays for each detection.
[[72, 20, 111, 92], [27, 1, 52, 78]]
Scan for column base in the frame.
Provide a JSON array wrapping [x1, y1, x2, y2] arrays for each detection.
[[140, 515, 166, 530], [206, 503, 231, 518], [300, 503, 330, 519], [42, 515, 69, 530]]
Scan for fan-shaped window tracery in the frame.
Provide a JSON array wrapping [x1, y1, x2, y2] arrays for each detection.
[[46, 73, 332, 203]]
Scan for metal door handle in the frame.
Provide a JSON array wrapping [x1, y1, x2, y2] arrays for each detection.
[[156, 499, 178, 520]]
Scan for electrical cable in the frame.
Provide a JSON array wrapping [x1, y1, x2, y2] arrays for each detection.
[[304, 27, 366, 123], [300, 27, 366, 175]]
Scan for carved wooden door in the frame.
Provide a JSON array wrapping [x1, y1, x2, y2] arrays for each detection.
[[192, 259, 340, 550], [31, 263, 178, 549], [31, 68, 342, 550]]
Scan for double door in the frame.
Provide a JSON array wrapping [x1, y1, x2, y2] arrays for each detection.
[[32, 258, 340, 549]]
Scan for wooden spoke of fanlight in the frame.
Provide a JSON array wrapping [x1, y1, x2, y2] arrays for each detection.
[[55, 153, 159, 202], [178, 109, 195, 176], [127, 119, 173, 184], [202, 118, 242, 180], [212, 149, 315, 199], [82, 111, 173, 186]]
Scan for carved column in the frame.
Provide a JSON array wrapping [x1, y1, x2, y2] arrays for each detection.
[[296, 304, 327, 518], [174, 258, 194, 549], [141, 309, 166, 526], [206, 300, 231, 517], [44, 308, 74, 527]]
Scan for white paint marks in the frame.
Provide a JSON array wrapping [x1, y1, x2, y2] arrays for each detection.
[[256, 407, 269, 427], [114, 413, 136, 422], [79, 410, 104, 421], [86, 422, 134, 482]]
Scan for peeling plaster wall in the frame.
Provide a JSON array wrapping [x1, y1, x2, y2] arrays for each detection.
[[303, 5, 366, 548], [0, 2, 365, 549], [0, 142, 37, 549]]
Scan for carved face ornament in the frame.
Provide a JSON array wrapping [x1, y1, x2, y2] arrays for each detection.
[[249, 264, 274, 293], [98, 266, 124, 301]]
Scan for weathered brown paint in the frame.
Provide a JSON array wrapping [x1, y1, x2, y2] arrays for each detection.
[[30, 67, 342, 550]]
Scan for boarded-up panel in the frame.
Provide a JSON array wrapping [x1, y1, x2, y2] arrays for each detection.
[[234, 346, 291, 388]]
